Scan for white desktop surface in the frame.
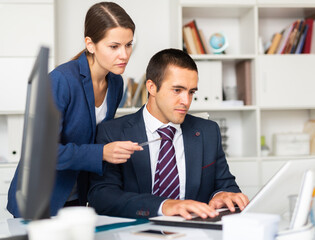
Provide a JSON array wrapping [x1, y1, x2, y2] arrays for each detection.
[[95, 221, 222, 240], [0, 218, 27, 238], [0, 216, 222, 240]]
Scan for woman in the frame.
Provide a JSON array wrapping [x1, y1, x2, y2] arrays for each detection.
[[7, 2, 141, 217]]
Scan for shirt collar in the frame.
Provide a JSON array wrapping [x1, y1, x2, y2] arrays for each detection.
[[143, 104, 181, 134]]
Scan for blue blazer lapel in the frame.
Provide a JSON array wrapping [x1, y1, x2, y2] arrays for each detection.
[[104, 73, 121, 121], [79, 53, 97, 140], [105, 76, 115, 121], [124, 107, 152, 193], [182, 118, 203, 199]]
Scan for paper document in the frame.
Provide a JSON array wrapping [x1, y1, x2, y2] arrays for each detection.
[[116, 225, 213, 240], [96, 215, 135, 227]]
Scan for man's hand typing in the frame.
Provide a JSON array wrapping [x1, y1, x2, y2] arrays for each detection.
[[208, 192, 249, 212], [162, 199, 219, 220]]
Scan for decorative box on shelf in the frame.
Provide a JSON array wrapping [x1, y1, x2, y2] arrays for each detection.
[[273, 133, 310, 156]]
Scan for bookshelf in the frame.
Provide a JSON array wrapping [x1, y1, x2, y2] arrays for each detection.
[[173, 0, 315, 198]]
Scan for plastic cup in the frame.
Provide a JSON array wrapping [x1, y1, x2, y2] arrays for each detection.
[[57, 207, 97, 240], [28, 219, 70, 240]]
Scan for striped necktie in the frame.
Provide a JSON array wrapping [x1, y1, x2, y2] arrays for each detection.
[[152, 126, 180, 199]]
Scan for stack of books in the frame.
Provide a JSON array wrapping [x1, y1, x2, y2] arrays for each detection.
[[182, 20, 210, 55], [266, 18, 315, 54], [119, 75, 147, 108]]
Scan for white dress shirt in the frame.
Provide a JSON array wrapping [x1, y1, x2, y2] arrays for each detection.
[[143, 105, 186, 201], [95, 93, 108, 125]]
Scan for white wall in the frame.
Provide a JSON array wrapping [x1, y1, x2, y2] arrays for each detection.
[[54, 0, 175, 82]]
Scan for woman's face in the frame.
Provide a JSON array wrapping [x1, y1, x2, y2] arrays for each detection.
[[90, 27, 134, 75]]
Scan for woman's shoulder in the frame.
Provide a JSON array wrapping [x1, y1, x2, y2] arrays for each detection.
[[50, 58, 80, 77], [50, 52, 88, 78], [49, 59, 85, 90]]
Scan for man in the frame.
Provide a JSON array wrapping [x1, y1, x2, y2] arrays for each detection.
[[88, 48, 249, 219]]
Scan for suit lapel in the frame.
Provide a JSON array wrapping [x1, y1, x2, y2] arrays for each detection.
[[182, 118, 203, 199], [79, 53, 97, 140], [124, 108, 152, 193], [104, 73, 116, 121], [82, 76, 96, 138]]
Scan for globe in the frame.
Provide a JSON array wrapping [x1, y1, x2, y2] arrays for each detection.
[[209, 33, 228, 54]]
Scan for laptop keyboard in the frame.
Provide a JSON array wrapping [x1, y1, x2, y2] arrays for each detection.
[[188, 208, 241, 222]]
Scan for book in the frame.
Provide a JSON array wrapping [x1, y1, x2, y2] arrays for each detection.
[[119, 88, 128, 108], [295, 24, 309, 54], [183, 26, 198, 54], [199, 29, 210, 54], [310, 19, 315, 53], [267, 32, 282, 54], [264, 40, 272, 54], [123, 77, 135, 108], [236, 60, 252, 105], [302, 18, 314, 53], [118, 75, 130, 108], [193, 20, 206, 54], [131, 74, 146, 107], [282, 20, 299, 54], [141, 84, 148, 105], [184, 20, 205, 54], [290, 20, 305, 53], [277, 22, 296, 54]]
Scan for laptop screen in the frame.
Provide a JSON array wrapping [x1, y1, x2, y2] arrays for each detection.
[[243, 158, 315, 219]]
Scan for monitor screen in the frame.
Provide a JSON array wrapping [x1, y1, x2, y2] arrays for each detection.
[[15, 46, 60, 220]]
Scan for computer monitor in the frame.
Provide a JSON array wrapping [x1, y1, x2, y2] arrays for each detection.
[[15, 46, 60, 220]]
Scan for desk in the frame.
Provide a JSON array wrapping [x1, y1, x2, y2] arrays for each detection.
[[1, 217, 315, 240], [95, 221, 222, 240], [0, 216, 222, 240]]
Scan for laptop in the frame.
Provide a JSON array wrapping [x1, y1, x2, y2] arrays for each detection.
[[150, 158, 315, 230]]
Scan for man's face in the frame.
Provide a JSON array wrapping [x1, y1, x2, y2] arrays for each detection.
[[147, 65, 198, 124]]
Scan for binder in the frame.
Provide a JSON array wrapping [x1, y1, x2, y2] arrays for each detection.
[[236, 60, 252, 105], [190, 61, 222, 109]]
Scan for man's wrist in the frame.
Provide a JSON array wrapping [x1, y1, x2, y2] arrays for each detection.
[[157, 199, 168, 216]]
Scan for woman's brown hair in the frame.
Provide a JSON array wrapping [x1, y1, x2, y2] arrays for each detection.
[[73, 2, 135, 60]]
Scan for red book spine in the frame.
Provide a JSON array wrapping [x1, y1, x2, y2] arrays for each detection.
[[302, 18, 313, 53]]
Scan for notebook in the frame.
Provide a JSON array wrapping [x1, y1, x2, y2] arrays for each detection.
[[150, 159, 315, 230]]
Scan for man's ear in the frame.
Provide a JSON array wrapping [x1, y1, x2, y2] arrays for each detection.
[[146, 79, 157, 97], [85, 37, 95, 54]]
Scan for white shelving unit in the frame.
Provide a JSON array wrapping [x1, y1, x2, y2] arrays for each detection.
[[173, 0, 315, 198], [1, 0, 315, 218], [0, 0, 55, 219]]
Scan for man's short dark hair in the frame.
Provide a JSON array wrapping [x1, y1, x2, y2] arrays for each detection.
[[146, 48, 198, 91]]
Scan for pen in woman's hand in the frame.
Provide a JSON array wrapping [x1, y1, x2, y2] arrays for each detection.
[[139, 137, 162, 147]]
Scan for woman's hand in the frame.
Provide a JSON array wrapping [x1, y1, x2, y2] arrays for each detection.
[[102, 141, 143, 164]]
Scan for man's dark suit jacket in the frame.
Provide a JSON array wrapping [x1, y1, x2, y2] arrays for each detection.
[[88, 107, 241, 218]]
